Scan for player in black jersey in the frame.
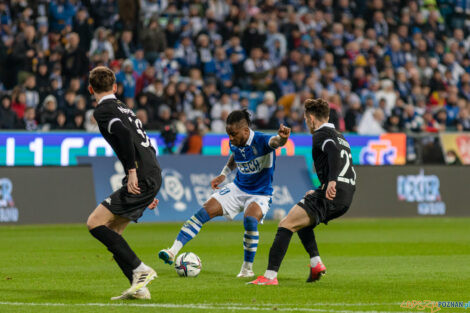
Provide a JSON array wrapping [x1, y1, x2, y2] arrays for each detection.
[[250, 98, 356, 285], [86, 66, 162, 300]]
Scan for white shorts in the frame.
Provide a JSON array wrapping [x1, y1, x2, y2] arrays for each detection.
[[210, 183, 272, 221]]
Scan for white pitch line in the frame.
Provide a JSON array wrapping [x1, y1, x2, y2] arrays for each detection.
[[209, 302, 402, 307], [0, 301, 405, 313]]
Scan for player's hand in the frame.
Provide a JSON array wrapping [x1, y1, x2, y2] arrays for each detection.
[[211, 175, 226, 190], [305, 190, 315, 197], [127, 169, 141, 195], [278, 124, 291, 139], [148, 198, 159, 210], [326, 181, 336, 200]]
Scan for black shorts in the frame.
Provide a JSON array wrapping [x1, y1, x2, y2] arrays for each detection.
[[297, 194, 349, 226], [101, 170, 162, 222]]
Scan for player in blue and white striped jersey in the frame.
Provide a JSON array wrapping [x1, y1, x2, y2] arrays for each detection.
[[159, 110, 291, 277]]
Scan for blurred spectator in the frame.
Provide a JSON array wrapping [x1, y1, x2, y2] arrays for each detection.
[[141, 18, 167, 64], [244, 47, 272, 90], [24, 75, 39, 109], [62, 32, 89, 81], [11, 89, 26, 119], [130, 48, 149, 75], [175, 34, 199, 76], [180, 120, 203, 154], [21, 107, 38, 131], [89, 27, 115, 60], [271, 66, 295, 99], [256, 91, 277, 129], [344, 97, 362, 132], [116, 30, 136, 60], [154, 48, 179, 85], [116, 59, 138, 99], [358, 108, 385, 135], [73, 8, 94, 52], [457, 108, 470, 131], [268, 108, 288, 130], [39, 95, 58, 129], [49, 0, 76, 33], [52, 111, 67, 130], [0, 95, 19, 129]]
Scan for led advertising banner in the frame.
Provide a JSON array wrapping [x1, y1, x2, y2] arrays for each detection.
[[0, 132, 406, 167], [348, 166, 470, 217]]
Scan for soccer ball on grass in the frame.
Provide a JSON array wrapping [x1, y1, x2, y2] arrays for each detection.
[[175, 252, 202, 277]]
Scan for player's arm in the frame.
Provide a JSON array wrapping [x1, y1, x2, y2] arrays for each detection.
[[94, 108, 140, 195], [211, 154, 235, 189], [322, 138, 341, 200], [269, 124, 291, 149], [108, 121, 141, 195]]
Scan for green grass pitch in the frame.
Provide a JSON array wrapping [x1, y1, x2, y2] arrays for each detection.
[[0, 218, 469, 313]]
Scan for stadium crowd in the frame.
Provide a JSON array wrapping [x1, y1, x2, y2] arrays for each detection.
[[1, 0, 470, 139]]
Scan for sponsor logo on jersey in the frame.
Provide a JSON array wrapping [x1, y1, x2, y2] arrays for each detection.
[[0, 178, 19, 222], [237, 153, 273, 175]]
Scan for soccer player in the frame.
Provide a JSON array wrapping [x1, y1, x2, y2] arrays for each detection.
[[249, 98, 356, 285], [86, 66, 161, 299], [159, 110, 291, 278]]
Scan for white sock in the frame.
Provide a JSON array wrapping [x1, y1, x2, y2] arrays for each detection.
[[310, 256, 322, 267], [264, 270, 277, 280], [133, 262, 151, 273], [169, 240, 183, 256], [242, 261, 253, 271]]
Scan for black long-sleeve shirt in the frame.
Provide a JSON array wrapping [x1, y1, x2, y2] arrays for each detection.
[[93, 95, 160, 178], [311, 123, 356, 207]]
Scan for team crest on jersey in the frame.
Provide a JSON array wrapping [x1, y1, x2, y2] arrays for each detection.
[[239, 147, 247, 158], [252, 146, 258, 156]]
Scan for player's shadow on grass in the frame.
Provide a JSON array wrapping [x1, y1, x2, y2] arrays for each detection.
[[0, 288, 92, 301]]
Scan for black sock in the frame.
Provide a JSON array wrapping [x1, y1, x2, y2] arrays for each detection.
[[267, 227, 293, 272], [89, 225, 141, 271], [114, 256, 133, 283], [297, 225, 319, 258]]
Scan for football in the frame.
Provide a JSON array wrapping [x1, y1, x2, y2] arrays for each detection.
[[175, 252, 202, 277]]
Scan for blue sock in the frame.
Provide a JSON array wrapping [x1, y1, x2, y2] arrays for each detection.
[[243, 216, 259, 265], [170, 208, 211, 255]]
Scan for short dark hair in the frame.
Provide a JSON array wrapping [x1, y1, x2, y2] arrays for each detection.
[[304, 98, 330, 120], [89, 66, 115, 93], [226, 109, 250, 126]]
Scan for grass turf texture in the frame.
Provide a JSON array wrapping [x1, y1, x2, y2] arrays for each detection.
[[0, 218, 468, 313]]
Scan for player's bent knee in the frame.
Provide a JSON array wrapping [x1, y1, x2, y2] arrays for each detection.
[[203, 199, 223, 219], [86, 215, 99, 231]]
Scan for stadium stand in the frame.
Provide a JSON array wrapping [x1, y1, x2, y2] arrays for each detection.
[[0, 0, 470, 135]]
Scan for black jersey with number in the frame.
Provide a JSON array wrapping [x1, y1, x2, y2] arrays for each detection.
[[93, 97, 160, 178], [311, 123, 356, 207]]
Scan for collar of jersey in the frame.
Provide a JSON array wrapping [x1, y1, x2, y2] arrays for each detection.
[[98, 94, 117, 104], [244, 129, 255, 146], [316, 123, 335, 131]]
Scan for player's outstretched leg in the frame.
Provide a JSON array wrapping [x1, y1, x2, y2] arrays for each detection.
[[249, 205, 313, 285], [88, 205, 156, 299], [297, 226, 326, 282], [159, 199, 222, 264]]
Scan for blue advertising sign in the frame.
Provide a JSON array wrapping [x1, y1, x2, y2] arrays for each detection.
[[77, 155, 312, 222]]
